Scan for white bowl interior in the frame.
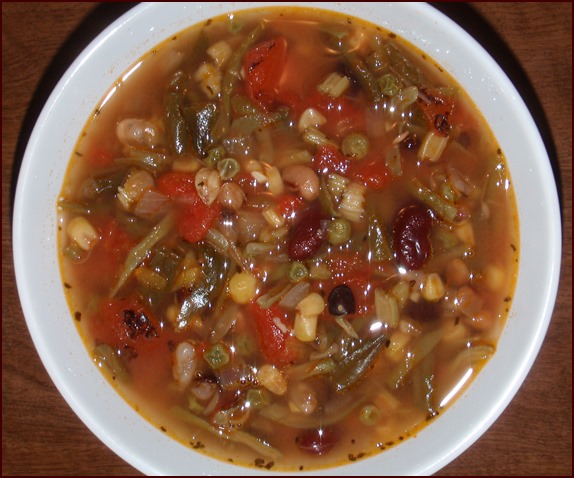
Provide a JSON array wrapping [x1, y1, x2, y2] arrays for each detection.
[[13, 2, 561, 475]]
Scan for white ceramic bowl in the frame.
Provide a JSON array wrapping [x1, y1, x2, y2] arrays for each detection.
[[13, 2, 561, 475]]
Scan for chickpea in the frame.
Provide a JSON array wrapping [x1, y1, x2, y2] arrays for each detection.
[[217, 182, 245, 211], [281, 165, 320, 201]]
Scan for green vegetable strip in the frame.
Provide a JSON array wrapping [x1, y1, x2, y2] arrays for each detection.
[[342, 51, 382, 102], [212, 23, 264, 140], [387, 328, 443, 389], [110, 212, 176, 297], [332, 333, 387, 392], [172, 406, 282, 460], [411, 178, 464, 224], [367, 214, 392, 261], [164, 92, 191, 155]]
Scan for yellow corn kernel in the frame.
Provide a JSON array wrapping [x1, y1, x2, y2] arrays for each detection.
[[229, 271, 258, 304], [421, 272, 445, 302], [257, 364, 287, 395], [296, 292, 325, 317], [66, 216, 99, 251], [293, 313, 319, 342]]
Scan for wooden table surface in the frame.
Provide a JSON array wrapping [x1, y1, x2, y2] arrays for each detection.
[[2, 3, 571, 476]]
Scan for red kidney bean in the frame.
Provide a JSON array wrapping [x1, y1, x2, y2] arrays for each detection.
[[296, 426, 339, 455], [392, 203, 432, 270], [288, 209, 327, 260]]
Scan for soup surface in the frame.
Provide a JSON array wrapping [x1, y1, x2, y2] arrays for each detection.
[[58, 6, 519, 472]]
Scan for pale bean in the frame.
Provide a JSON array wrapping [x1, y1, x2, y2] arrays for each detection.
[[116, 118, 161, 148], [217, 182, 245, 211], [282, 165, 320, 201], [172, 341, 197, 388]]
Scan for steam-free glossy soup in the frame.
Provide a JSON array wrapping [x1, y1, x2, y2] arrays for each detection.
[[58, 7, 519, 471]]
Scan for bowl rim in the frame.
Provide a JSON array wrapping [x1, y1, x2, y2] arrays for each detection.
[[13, 2, 562, 475]]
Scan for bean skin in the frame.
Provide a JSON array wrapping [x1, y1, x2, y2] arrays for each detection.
[[288, 209, 327, 260], [392, 204, 432, 270], [296, 426, 339, 455]]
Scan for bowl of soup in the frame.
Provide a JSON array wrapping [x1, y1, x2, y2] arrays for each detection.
[[13, 2, 561, 475]]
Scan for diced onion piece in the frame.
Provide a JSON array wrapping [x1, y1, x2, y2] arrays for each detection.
[[374, 289, 399, 329], [317, 72, 351, 98], [418, 131, 449, 162], [298, 108, 327, 133], [257, 364, 287, 396], [117, 169, 154, 211]]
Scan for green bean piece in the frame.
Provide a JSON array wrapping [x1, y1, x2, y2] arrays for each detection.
[[379, 73, 400, 97], [387, 328, 443, 389], [164, 92, 191, 155], [115, 150, 170, 173], [63, 243, 85, 262], [174, 247, 230, 330], [81, 170, 125, 200], [92, 344, 130, 383], [203, 146, 225, 168], [341, 133, 369, 159], [382, 40, 426, 88], [385, 144, 403, 176], [288, 261, 309, 283], [367, 214, 392, 261], [203, 343, 230, 370], [212, 23, 264, 140], [332, 333, 387, 392], [58, 200, 93, 216], [359, 405, 381, 426], [216, 157, 240, 180], [412, 351, 438, 417], [172, 406, 282, 459], [246, 388, 271, 410], [181, 102, 218, 157], [411, 178, 469, 225], [342, 51, 382, 102], [327, 218, 352, 245], [111, 212, 176, 297]]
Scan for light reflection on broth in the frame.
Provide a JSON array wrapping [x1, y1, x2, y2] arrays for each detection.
[[57, 6, 519, 471]]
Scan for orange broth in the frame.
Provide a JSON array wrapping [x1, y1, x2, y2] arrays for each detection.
[[58, 6, 519, 471]]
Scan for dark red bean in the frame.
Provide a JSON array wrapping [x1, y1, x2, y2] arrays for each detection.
[[328, 284, 356, 315], [296, 426, 339, 455], [392, 204, 432, 270], [288, 209, 327, 260]]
